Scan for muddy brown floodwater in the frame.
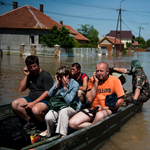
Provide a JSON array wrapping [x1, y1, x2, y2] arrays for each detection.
[[0, 52, 150, 149]]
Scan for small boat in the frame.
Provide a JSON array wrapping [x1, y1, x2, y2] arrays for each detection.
[[0, 102, 143, 150]]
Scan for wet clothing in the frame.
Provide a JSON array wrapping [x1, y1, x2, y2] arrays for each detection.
[[27, 70, 54, 101], [87, 75, 124, 109], [124, 69, 150, 103]]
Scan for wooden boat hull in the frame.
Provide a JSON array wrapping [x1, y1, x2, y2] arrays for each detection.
[[0, 102, 143, 150], [32, 103, 143, 150]]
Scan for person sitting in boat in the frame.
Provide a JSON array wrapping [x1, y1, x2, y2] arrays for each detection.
[[11, 55, 54, 130], [111, 60, 150, 106], [69, 62, 124, 130], [71, 62, 89, 104], [41, 65, 82, 138]]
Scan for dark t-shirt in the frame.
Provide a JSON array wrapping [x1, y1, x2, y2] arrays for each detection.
[[27, 70, 53, 101]]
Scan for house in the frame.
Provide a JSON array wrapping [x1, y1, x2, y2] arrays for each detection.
[[106, 31, 135, 48], [97, 36, 124, 54], [59, 21, 89, 44], [0, 2, 89, 54], [133, 41, 140, 49]]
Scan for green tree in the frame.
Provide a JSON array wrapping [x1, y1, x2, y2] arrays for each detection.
[[146, 39, 150, 47], [77, 24, 90, 37], [74, 39, 82, 48], [135, 36, 146, 48], [40, 25, 75, 48], [77, 24, 99, 47], [126, 42, 133, 48]]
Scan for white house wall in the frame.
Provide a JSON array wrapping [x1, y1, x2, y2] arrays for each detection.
[[121, 39, 132, 48], [101, 39, 112, 45], [0, 28, 50, 53]]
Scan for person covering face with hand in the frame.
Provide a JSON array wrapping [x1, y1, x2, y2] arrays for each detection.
[[43, 66, 81, 138]]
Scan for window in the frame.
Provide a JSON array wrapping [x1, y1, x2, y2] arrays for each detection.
[[30, 34, 34, 44]]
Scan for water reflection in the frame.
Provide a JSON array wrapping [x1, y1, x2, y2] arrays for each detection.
[[0, 52, 150, 150]]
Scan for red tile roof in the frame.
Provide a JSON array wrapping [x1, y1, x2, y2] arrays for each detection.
[[106, 31, 135, 39], [63, 25, 89, 41], [0, 4, 89, 42], [0, 5, 62, 29], [133, 41, 140, 46], [98, 36, 124, 45]]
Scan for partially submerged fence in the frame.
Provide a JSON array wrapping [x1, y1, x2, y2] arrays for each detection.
[[60, 47, 99, 57], [2, 46, 100, 57]]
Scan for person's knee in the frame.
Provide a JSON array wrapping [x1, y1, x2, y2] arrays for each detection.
[[11, 99, 20, 109], [45, 111, 57, 122], [44, 112, 51, 121], [32, 106, 40, 115], [94, 112, 106, 122], [69, 118, 78, 129], [78, 90, 85, 97]]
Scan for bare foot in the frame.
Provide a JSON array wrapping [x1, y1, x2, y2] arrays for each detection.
[[61, 135, 66, 138], [39, 130, 47, 136]]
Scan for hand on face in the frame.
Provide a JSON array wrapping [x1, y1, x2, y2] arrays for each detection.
[[55, 75, 61, 87], [23, 67, 30, 76], [95, 63, 109, 81], [93, 71, 99, 83], [56, 74, 69, 89], [62, 75, 69, 89]]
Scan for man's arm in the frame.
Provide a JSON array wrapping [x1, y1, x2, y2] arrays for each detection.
[[26, 91, 49, 109], [32, 91, 49, 104], [116, 98, 124, 108], [132, 88, 141, 106], [19, 67, 29, 92], [113, 68, 130, 74], [86, 73, 99, 102], [79, 76, 88, 91]]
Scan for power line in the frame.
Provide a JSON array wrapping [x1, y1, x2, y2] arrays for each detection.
[[122, 20, 138, 35], [44, 11, 116, 21]]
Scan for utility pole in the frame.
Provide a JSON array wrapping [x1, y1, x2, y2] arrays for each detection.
[[138, 23, 148, 48], [114, 0, 125, 53]]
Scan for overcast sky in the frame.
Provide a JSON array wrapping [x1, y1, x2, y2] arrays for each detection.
[[1, 0, 150, 41]]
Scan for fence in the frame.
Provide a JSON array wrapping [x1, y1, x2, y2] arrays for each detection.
[[59, 47, 99, 57], [2, 46, 100, 57], [37, 47, 99, 57]]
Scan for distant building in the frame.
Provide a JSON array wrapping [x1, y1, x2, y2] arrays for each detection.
[[97, 36, 124, 54], [133, 41, 140, 49], [60, 21, 89, 45], [106, 31, 135, 48], [0, 2, 89, 53]]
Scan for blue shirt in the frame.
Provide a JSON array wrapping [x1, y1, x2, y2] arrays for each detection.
[[48, 79, 82, 111]]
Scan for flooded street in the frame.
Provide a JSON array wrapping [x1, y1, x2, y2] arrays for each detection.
[[0, 52, 150, 149]]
